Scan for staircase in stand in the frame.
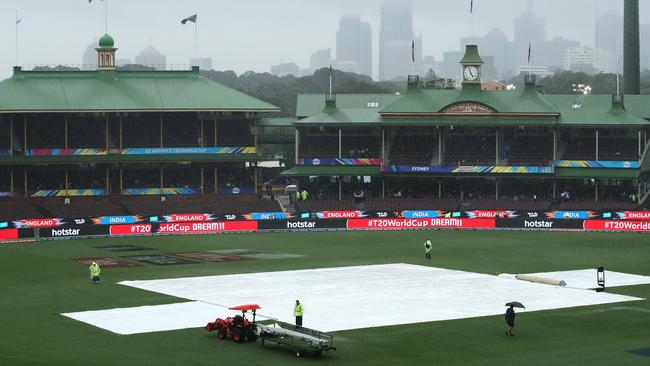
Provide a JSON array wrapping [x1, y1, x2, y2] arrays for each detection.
[[276, 194, 296, 214]]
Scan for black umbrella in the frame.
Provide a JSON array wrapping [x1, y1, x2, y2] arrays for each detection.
[[505, 302, 525, 309]]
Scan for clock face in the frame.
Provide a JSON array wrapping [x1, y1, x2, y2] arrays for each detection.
[[463, 66, 479, 81]]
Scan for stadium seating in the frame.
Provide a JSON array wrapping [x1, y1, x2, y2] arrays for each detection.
[[443, 135, 496, 166], [216, 121, 253, 147], [557, 198, 637, 211], [296, 199, 356, 212], [37, 198, 126, 218], [504, 136, 554, 166], [299, 135, 339, 158], [468, 199, 551, 211], [340, 136, 381, 158], [366, 198, 460, 211], [0, 198, 45, 221], [122, 195, 280, 215], [390, 134, 435, 165], [597, 138, 639, 161], [561, 137, 597, 160]]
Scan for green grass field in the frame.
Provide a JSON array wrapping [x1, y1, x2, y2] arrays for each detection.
[[2, 230, 650, 365]]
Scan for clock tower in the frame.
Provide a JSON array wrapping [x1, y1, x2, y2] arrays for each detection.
[[459, 44, 483, 86]]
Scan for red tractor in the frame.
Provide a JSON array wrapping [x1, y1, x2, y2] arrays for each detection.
[[205, 304, 260, 343]]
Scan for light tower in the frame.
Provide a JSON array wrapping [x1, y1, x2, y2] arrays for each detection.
[[624, 0, 640, 95]]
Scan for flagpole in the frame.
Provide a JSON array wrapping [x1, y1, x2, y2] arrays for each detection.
[[470, 0, 474, 44], [411, 40, 416, 76], [194, 14, 198, 60], [15, 10, 19, 66], [105, 0, 108, 33]]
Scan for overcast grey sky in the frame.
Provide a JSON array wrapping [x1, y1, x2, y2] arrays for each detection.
[[0, 0, 647, 80]]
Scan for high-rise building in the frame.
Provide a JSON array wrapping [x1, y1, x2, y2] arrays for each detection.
[[513, 2, 546, 67], [82, 42, 97, 70], [536, 37, 581, 70], [190, 57, 213, 71], [335, 16, 372, 77], [310, 48, 332, 74], [270, 63, 299, 77], [564, 47, 615, 74], [595, 10, 623, 66], [440, 51, 464, 80], [135, 46, 166, 69], [511, 3, 580, 74], [379, 0, 415, 81]]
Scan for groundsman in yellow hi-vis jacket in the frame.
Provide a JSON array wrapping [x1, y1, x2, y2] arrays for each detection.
[[294, 300, 304, 327], [89, 262, 101, 284]]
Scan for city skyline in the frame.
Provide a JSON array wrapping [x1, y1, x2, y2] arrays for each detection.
[[2, 0, 649, 80]]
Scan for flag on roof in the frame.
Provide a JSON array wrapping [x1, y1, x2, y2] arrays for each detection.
[[527, 42, 531, 64], [470, 0, 473, 14], [411, 41, 415, 63], [181, 14, 197, 24]]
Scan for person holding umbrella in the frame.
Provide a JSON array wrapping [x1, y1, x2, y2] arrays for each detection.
[[504, 302, 524, 336]]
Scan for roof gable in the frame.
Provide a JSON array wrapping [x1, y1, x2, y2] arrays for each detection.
[[296, 93, 399, 117]]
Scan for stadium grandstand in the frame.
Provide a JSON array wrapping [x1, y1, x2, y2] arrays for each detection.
[[281, 45, 650, 212], [1, 41, 650, 223], [0, 34, 281, 221]]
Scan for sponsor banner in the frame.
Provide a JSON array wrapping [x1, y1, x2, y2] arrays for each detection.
[[110, 224, 153, 236], [162, 214, 215, 223], [156, 221, 258, 234], [382, 165, 553, 174], [495, 218, 584, 230], [614, 211, 650, 220], [40, 226, 109, 238], [26, 148, 108, 156], [0, 191, 13, 197], [584, 220, 650, 232], [316, 211, 367, 219], [258, 219, 347, 231], [123, 187, 200, 195], [466, 210, 519, 219], [347, 218, 495, 230], [298, 158, 383, 166], [545, 211, 597, 220], [31, 189, 107, 197], [0, 229, 19, 240], [242, 212, 290, 220], [121, 147, 256, 155], [13, 218, 64, 229], [0, 149, 11, 156], [556, 160, 640, 169], [402, 210, 446, 219], [218, 186, 256, 195], [93, 216, 142, 225]]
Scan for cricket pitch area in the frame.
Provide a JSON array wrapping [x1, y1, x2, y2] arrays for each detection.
[[64, 263, 649, 335]]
